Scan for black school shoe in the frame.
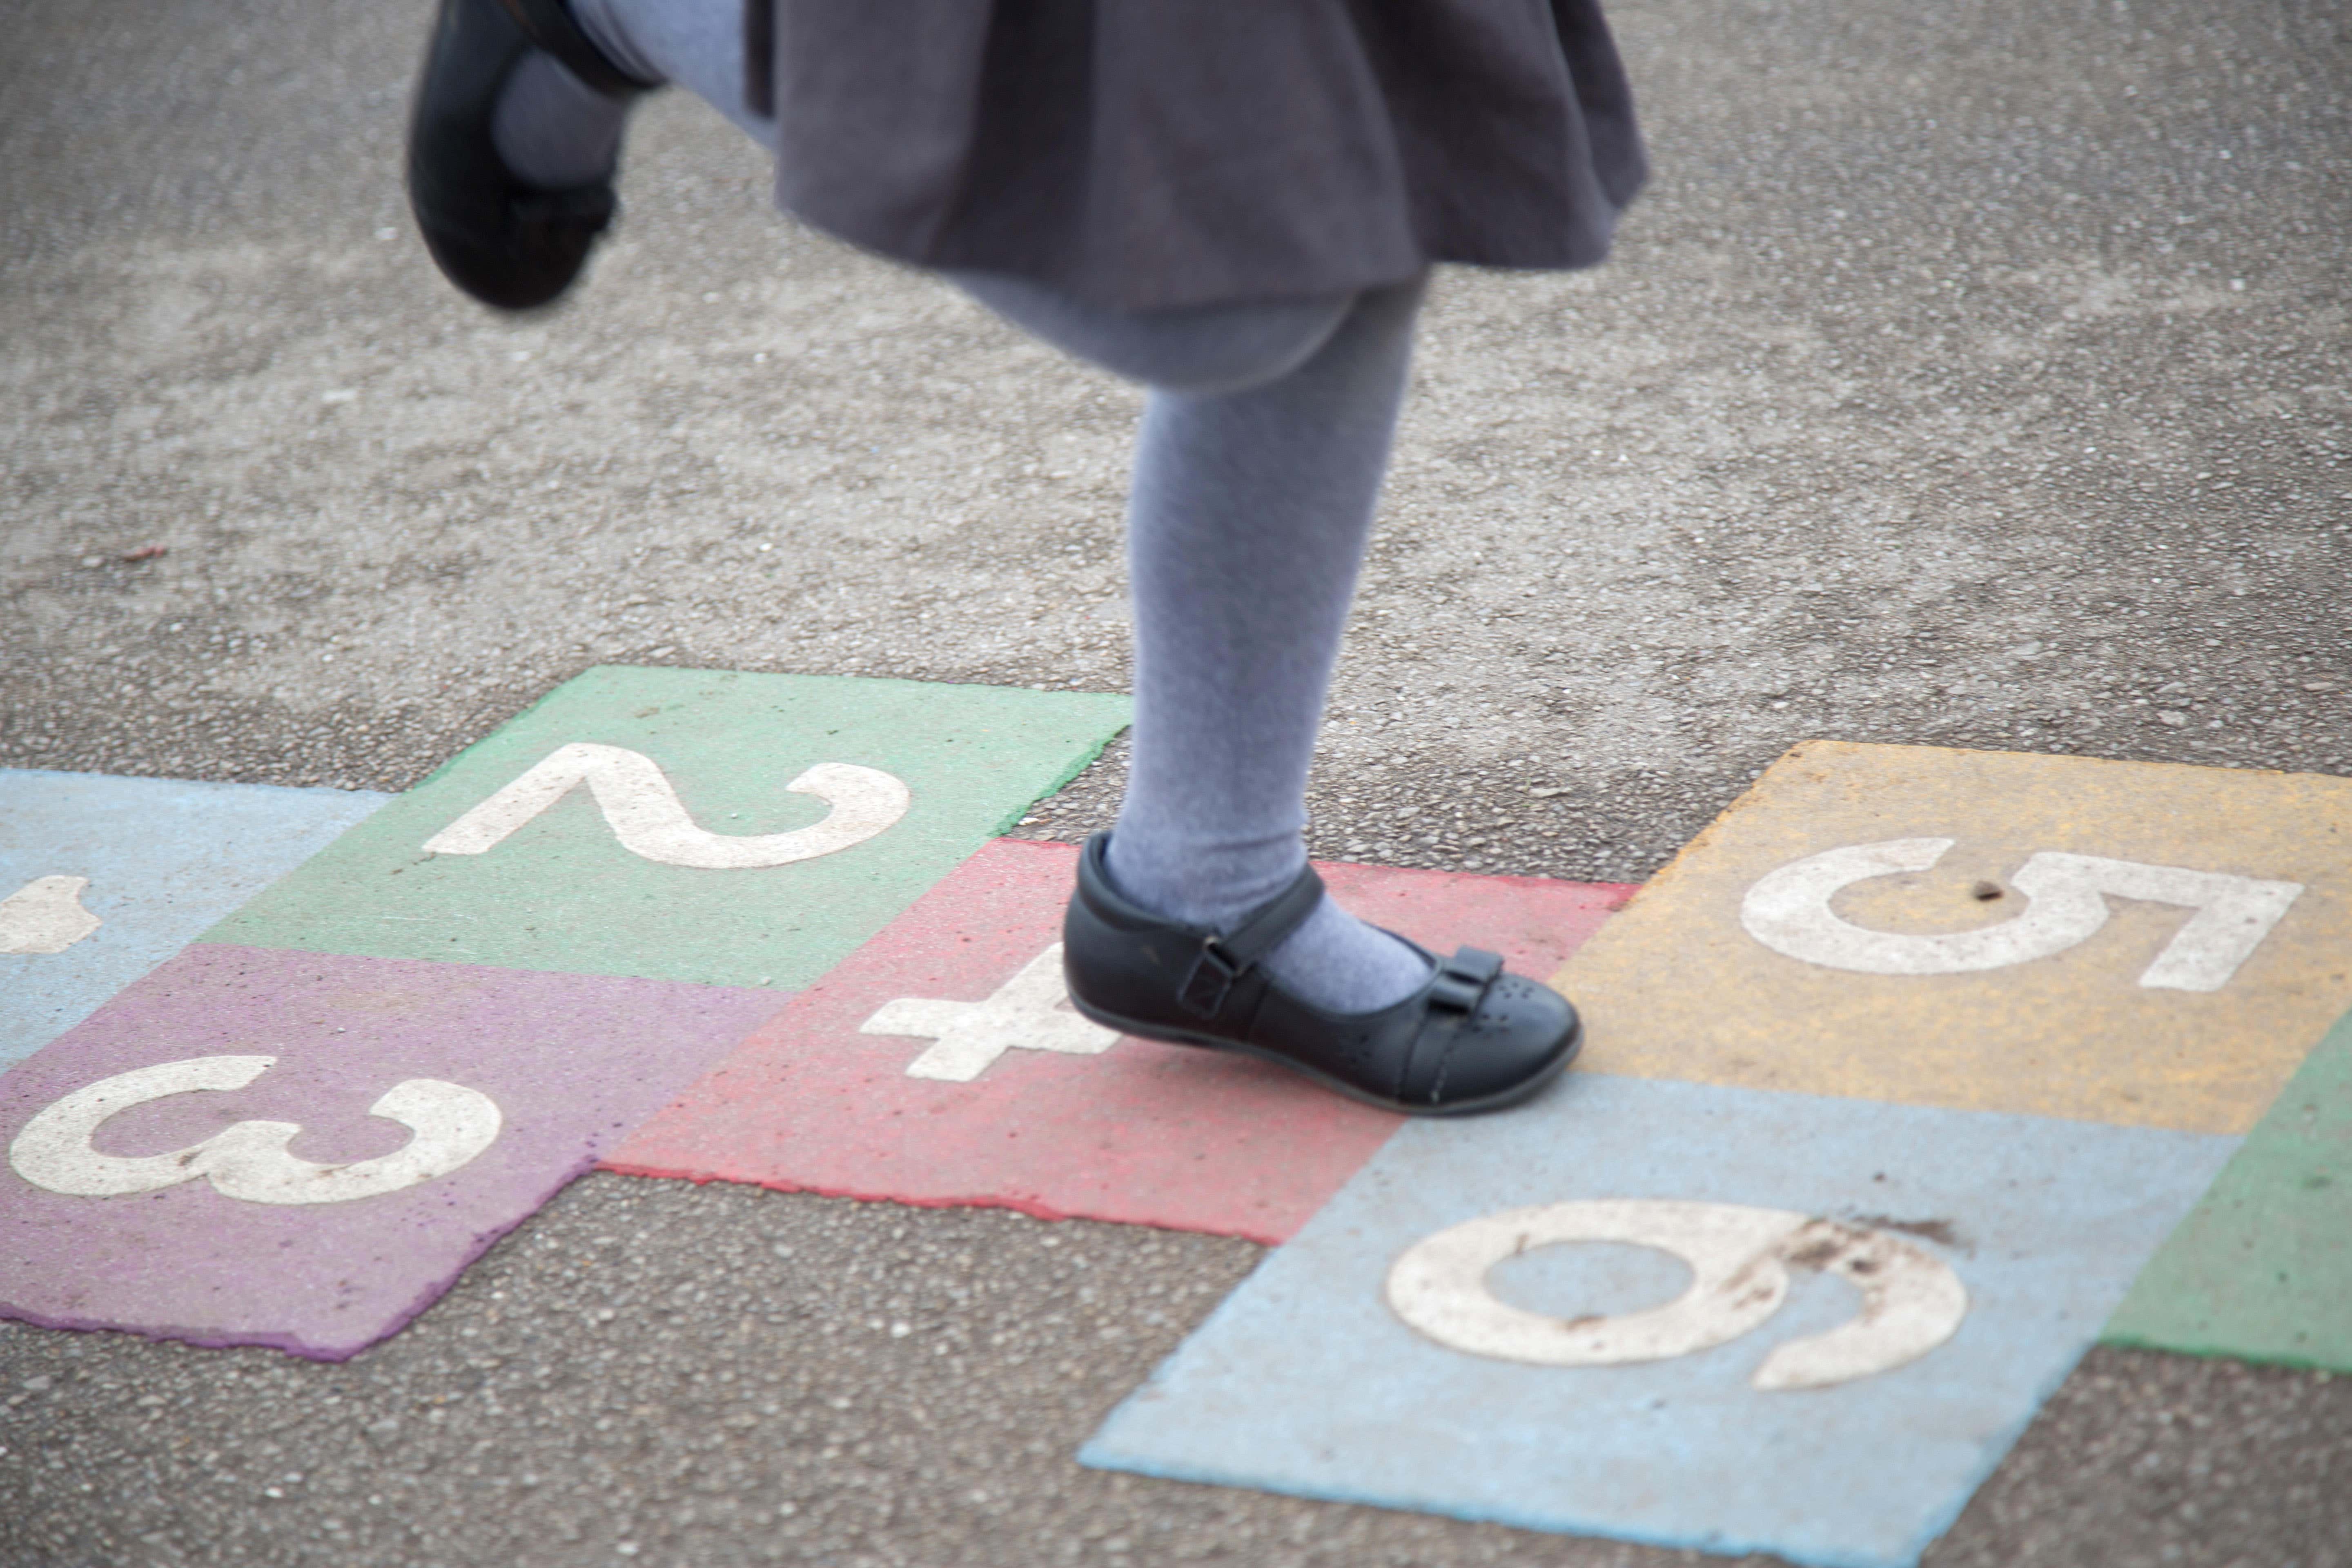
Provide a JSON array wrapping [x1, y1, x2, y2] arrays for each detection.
[[1062, 834, 1581, 1116], [406, 0, 658, 311]]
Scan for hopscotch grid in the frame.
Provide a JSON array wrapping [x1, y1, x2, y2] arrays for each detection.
[[9, 729, 2345, 1559]]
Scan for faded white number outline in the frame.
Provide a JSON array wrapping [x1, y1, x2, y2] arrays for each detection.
[[1386, 1199, 1968, 1392], [9, 1056, 501, 1205], [424, 742, 911, 869], [0, 875, 101, 955], [861, 943, 1118, 1082], [1741, 838, 2302, 991]]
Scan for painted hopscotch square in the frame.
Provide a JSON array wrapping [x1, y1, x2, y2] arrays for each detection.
[[2105, 1002, 2352, 1371], [0, 770, 390, 1068], [1083, 1074, 2238, 1568], [207, 668, 1131, 990], [0, 944, 783, 1359], [1555, 742, 2352, 1134], [608, 837, 1632, 1242]]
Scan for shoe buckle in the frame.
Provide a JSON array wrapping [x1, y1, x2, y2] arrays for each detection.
[[1178, 937, 1243, 1019]]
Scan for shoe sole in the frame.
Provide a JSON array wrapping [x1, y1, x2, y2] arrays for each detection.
[[1064, 993, 1582, 1118]]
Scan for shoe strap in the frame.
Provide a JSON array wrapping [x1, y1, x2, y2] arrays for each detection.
[[497, 0, 660, 96], [1396, 948, 1503, 1104], [744, 0, 775, 118], [1177, 863, 1327, 1019]]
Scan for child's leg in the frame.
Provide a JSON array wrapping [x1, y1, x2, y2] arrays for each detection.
[[949, 274, 1354, 398], [1112, 280, 1435, 1014], [569, 0, 774, 143], [489, 0, 1435, 1014], [961, 274, 1437, 1015]]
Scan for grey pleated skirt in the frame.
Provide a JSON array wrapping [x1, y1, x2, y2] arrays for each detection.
[[754, 0, 1646, 312]]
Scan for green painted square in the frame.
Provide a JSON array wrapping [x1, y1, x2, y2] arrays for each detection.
[[204, 668, 1129, 990], [2103, 1007, 2352, 1370]]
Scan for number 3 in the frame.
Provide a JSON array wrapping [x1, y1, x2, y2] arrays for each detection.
[[8, 1056, 501, 1205]]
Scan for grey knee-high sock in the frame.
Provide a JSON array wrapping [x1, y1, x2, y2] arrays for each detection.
[[491, 0, 778, 192], [1107, 277, 1434, 1015], [492, 49, 632, 190]]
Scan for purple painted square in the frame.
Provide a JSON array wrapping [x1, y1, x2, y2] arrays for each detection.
[[0, 946, 785, 1359]]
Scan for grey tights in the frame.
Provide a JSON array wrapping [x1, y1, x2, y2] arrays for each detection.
[[497, 0, 1434, 1013], [963, 273, 1435, 1012]]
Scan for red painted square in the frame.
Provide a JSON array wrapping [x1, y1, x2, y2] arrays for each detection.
[[606, 840, 1633, 1242]]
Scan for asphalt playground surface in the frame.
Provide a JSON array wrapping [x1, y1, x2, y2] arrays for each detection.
[[4, 0, 2351, 1564]]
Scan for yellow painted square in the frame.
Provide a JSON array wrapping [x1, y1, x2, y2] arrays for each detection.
[[1552, 742, 2352, 1134]]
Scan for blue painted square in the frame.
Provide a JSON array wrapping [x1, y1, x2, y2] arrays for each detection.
[[0, 770, 389, 1066], [1082, 1076, 2237, 1568]]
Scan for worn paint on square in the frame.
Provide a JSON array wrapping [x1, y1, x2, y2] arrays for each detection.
[[2105, 1004, 2352, 1370], [0, 770, 389, 1067], [606, 837, 1630, 1243], [1551, 742, 2352, 1134], [206, 668, 1129, 989], [1082, 1075, 2236, 1568], [0, 945, 783, 1359]]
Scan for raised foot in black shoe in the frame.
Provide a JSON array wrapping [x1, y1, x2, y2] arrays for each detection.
[[407, 0, 658, 311], [1061, 833, 1580, 1116]]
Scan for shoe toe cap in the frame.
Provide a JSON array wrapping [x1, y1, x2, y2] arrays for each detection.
[[1437, 976, 1580, 1101], [419, 220, 599, 311]]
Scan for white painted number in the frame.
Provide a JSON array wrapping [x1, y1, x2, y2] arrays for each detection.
[[1386, 1199, 1967, 1391], [8, 1056, 501, 1205], [423, 742, 911, 869], [1741, 838, 2301, 991], [862, 944, 1119, 1082], [0, 875, 102, 955]]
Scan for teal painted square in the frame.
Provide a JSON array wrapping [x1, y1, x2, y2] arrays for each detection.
[[204, 668, 1129, 989], [0, 769, 390, 1067], [1083, 1076, 2236, 1568], [2105, 1005, 2352, 1370]]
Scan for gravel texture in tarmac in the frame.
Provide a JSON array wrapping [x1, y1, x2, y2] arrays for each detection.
[[2, 0, 2348, 1562]]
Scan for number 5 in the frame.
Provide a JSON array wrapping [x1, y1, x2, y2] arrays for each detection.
[[1741, 839, 2302, 991]]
